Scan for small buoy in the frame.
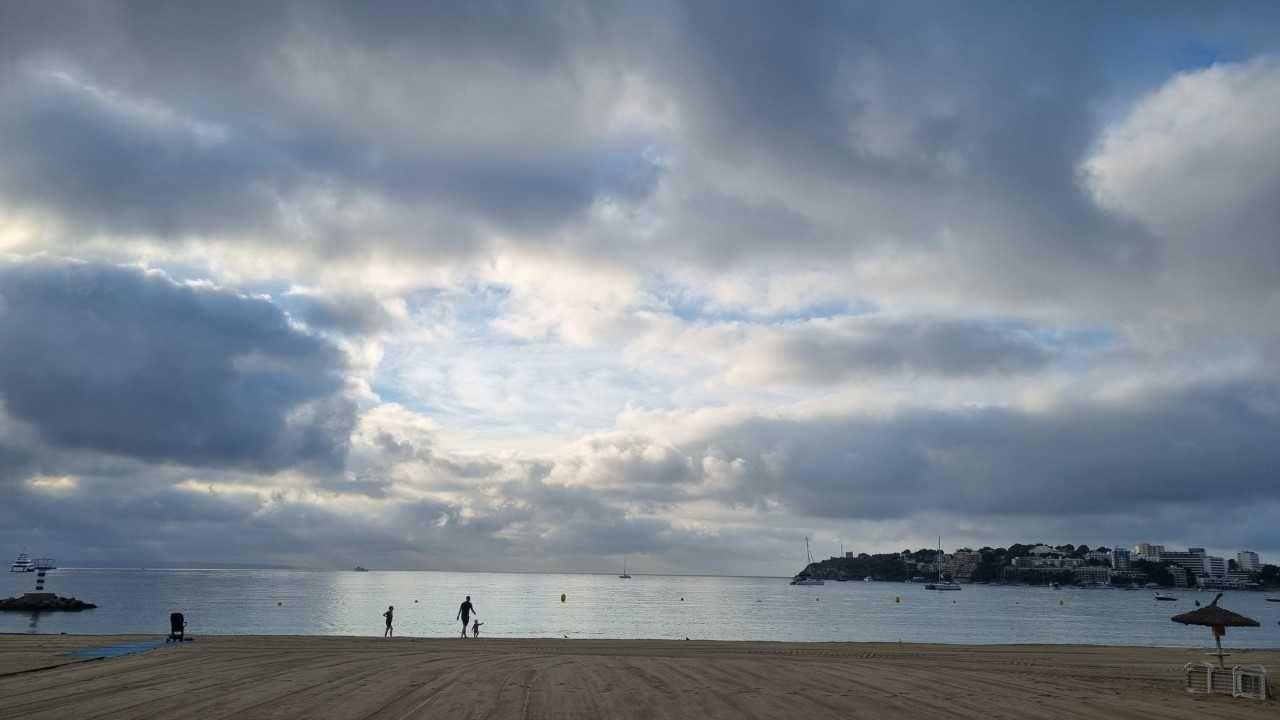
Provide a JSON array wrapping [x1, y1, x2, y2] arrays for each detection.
[[414, 599, 419, 603], [277, 601, 282, 606], [895, 596, 900, 603], [1059, 599, 1064, 606], [680, 597, 684, 601], [560, 593, 566, 602]]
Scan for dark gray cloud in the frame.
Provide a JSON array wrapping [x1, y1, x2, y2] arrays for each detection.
[[739, 317, 1054, 385], [0, 1, 661, 252], [0, 260, 354, 471], [687, 380, 1280, 521], [1, 0, 1276, 328], [287, 293, 396, 336]]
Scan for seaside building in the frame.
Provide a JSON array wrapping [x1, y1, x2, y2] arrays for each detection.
[[942, 551, 981, 582], [1010, 556, 1083, 570], [1167, 565, 1189, 587], [1111, 548, 1131, 571], [1201, 571, 1257, 590], [1237, 551, 1261, 572], [1073, 566, 1112, 584], [1159, 548, 1228, 582], [1159, 549, 1206, 576], [1084, 550, 1110, 564], [1205, 555, 1227, 577], [1134, 543, 1164, 561]]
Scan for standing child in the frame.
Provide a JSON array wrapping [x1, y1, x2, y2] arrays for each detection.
[[472, 620, 484, 638], [383, 606, 394, 638]]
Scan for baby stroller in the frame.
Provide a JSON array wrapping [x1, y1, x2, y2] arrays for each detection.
[[167, 612, 188, 642]]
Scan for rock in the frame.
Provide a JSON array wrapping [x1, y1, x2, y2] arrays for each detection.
[[0, 592, 97, 611]]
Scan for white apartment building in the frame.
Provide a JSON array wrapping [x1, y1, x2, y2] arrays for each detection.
[[1073, 566, 1112, 584], [1161, 548, 1228, 579], [1205, 556, 1227, 577], [1134, 543, 1164, 560], [1237, 551, 1261, 572]]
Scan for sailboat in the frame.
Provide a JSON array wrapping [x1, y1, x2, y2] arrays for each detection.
[[790, 536, 825, 586], [925, 537, 961, 591], [619, 557, 631, 579]]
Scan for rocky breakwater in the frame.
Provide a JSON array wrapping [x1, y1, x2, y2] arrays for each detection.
[[0, 592, 97, 611]]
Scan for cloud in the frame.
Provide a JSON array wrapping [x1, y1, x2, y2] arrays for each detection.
[[1087, 56, 1280, 300], [727, 317, 1055, 386], [285, 291, 400, 336], [2, 4, 1280, 573], [0, 259, 355, 471], [679, 379, 1280, 521]]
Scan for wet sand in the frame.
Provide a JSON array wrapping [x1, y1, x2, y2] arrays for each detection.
[[0, 634, 1275, 719]]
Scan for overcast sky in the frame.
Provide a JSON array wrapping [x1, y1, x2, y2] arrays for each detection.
[[2, 2, 1279, 575]]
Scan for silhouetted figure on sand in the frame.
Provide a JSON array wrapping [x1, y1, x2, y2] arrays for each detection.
[[472, 620, 484, 638], [457, 596, 476, 638], [383, 606, 394, 637]]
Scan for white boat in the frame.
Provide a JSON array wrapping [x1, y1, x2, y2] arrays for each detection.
[[9, 552, 34, 572], [33, 557, 56, 571], [924, 537, 961, 591], [789, 536, 824, 586], [863, 576, 873, 582], [619, 558, 631, 579]]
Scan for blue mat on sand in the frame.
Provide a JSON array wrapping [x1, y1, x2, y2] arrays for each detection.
[[67, 641, 168, 658]]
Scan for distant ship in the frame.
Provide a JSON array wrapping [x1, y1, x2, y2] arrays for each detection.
[[9, 552, 34, 572], [619, 558, 631, 579], [353, 566, 369, 572]]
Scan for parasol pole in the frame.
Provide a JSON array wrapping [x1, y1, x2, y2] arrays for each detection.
[[1214, 625, 1225, 668]]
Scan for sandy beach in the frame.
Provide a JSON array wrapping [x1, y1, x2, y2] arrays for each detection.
[[0, 635, 1275, 719]]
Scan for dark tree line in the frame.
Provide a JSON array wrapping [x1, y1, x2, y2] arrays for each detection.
[[799, 545, 1280, 588]]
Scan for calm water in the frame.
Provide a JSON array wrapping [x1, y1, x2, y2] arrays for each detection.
[[4, 570, 1280, 648]]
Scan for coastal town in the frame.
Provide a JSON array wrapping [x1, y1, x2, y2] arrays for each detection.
[[801, 543, 1280, 589]]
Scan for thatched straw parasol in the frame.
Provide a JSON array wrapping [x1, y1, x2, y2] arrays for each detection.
[[1171, 593, 1259, 667]]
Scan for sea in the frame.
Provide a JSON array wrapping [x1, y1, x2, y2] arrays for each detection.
[[4, 569, 1280, 648]]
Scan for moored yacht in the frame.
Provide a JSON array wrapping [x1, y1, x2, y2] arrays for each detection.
[[9, 552, 34, 572], [924, 537, 962, 591]]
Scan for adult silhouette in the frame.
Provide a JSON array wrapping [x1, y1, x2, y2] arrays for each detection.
[[456, 595, 476, 638]]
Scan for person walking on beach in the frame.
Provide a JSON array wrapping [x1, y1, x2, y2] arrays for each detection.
[[456, 595, 476, 638], [383, 606, 394, 637], [471, 620, 483, 638]]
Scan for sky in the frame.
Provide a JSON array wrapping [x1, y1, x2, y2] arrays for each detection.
[[2, 2, 1280, 575]]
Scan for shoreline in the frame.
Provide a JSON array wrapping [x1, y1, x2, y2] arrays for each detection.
[[2, 635, 1276, 718], [3, 630, 1277, 651]]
